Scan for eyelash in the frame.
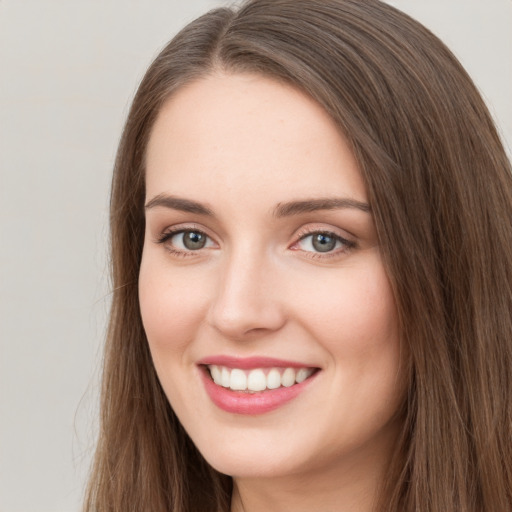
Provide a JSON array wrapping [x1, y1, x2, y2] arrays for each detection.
[[292, 228, 356, 259], [155, 226, 213, 258], [155, 226, 356, 259]]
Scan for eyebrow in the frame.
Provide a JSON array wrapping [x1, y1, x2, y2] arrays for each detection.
[[144, 194, 371, 217], [273, 197, 370, 217], [145, 194, 214, 216]]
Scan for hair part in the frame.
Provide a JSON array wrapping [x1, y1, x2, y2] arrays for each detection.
[[84, 1, 512, 510]]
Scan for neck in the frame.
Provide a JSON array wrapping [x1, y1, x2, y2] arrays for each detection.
[[231, 477, 377, 512]]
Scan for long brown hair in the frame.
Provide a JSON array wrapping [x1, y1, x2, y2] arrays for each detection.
[[84, 1, 512, 510]]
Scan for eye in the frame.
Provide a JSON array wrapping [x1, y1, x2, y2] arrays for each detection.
[[295, 231, 354, 254], [158, 229, 215, 252]]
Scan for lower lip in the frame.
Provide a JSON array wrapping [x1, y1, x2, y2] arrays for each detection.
[[200, 368, 318, 415]]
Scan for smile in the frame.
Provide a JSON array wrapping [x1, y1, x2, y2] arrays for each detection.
[[207, 365, 315, 392], [198, 356, 320, 415]]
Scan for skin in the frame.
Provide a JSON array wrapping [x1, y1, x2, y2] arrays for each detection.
[[139, 72, 406, 512]]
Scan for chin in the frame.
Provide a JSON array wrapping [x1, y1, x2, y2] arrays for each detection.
[[202, 447, 304, 479]]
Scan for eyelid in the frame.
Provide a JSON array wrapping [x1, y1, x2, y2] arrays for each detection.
[[289, 224, 357, 257], [293, 223, 355, 241], [153, 222, 356, 258], [155, 222, 207, 241], [154, 223, 218, 256]]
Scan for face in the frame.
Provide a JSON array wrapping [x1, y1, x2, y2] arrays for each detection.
[[140, 73, 405, 483]]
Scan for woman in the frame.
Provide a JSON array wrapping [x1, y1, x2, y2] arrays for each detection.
[[84, 0, 512, 510]]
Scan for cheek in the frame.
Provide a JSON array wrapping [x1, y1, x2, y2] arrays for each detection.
[[138, 255, 208, 357], [138, 256, 214, 418], [297, 262, 398, 357], [295, 263, 404, 443]]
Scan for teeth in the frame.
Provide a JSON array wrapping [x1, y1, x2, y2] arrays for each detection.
[[207, 365, 315, 392], [281, 368, 295, 387], [267, 368, 281, 389], [230, 369, 247, 391], [247, 369, 267, 391], [210, 365, 222, 385], [296, 368, 310, 383], [221, 367, 230, 387]]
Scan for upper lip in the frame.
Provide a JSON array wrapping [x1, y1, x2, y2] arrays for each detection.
[[197, 355, 318, 370]]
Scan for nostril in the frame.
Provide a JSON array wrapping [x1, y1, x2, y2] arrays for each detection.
[[207, 300, 286, 339]]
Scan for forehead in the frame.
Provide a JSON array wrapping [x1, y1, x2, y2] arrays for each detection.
[[145, 72, 366, 205]]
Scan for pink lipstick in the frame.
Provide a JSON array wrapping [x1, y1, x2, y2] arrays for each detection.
[[198, 356, 319, 415]]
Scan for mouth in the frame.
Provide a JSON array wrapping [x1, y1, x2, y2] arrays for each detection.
[[198, 356, 320, 415], [205, 364, 317, 393]]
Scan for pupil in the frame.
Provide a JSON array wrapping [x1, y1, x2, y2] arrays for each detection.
[[312, 233, 336, 252], [183, 231, 206, 250]]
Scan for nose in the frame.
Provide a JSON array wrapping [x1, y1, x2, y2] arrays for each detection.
[[207, 247, 286, 340]]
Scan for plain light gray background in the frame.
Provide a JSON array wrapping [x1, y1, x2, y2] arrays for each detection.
[[0, 1, 510, 511]]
